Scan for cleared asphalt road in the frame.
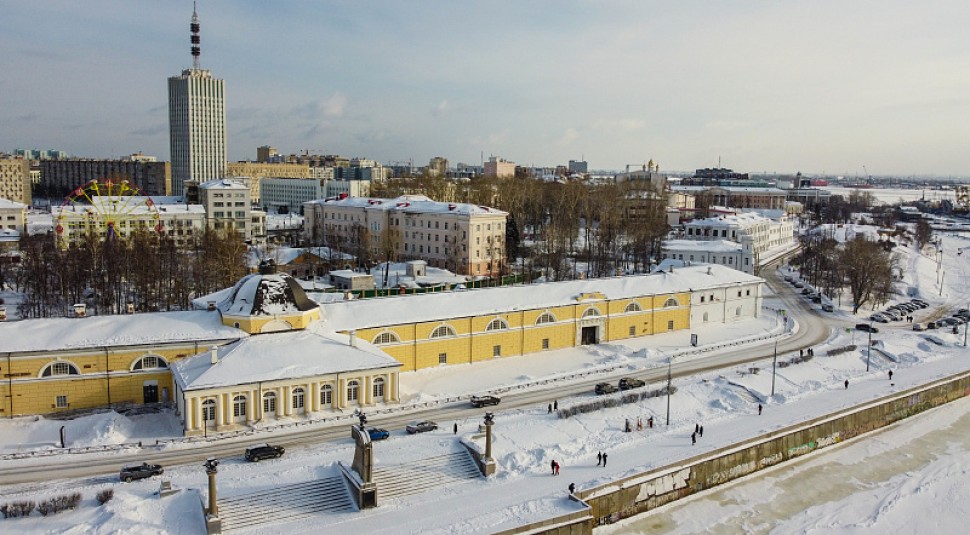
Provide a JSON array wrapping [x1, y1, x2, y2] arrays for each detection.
[[1, 253, 835, 487]]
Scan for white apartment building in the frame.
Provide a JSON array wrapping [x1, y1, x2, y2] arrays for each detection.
[[52, 199, 207, 248], [303, 194, 508, 276], [324, 178, 370, 199], [168, 68, 226, 196], [260, 177, 324, 214], [483, 156, 515, 178], [683, 211, 794, 258], [0, 198, 27, 233], [661, 239, 755, 274], [198, 178, 266, 243]]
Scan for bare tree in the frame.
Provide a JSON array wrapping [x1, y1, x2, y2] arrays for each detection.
[[841, 237, 896, 313]]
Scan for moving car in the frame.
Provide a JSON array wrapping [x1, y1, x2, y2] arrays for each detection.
[[855, 324, 879, 333], [245, 443, 285, 462], [595, 383, 619, 395], [821, 304, 835, 312], [618, 378, 646, 390], [406, 421, 438, 434], [367, 428, 390, 441], [120, 463, 164, 483], [469, 395, 502, 408]]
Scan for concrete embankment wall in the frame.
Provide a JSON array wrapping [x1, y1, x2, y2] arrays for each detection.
[[509, 370, 970, 534]]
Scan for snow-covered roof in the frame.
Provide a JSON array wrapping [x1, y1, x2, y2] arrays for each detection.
[[0, 198, 27, 209], [199, 178, 247, 190], [686, 212, 775, 228], [171, 327, 400, 391], [219, 272, 318, 317], [305, 194, 508, 217], [322, 264, 762, 331], [0, 310, 245, 353], [663, 239, 742, 252]]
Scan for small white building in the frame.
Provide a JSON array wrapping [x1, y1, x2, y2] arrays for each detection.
[[198, 178, 266, 243], [0, 198, 27, 233], [661, 238, 755, 274], [683, 211, 794, 258]]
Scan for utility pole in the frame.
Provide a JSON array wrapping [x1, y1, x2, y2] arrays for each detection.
[[866, 323, 873, 372], [771, 340, 778, 397], [665, 355, 672, 426]]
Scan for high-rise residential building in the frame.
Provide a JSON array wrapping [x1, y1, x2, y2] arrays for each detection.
[[0, 158, 32, 205], [568, 159, 588, 174], [168, 5, 226, 196], [256, 145, 278, 163]]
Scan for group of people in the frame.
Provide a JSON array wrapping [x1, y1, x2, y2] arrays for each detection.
[[691, 423, 705, 445], [799, 348, 816, 358], [547, 400, 559, 413]]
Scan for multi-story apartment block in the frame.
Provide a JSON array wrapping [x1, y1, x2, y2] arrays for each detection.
[[260, 177, 325, 214], [225, 161, 311, 202], [427, 156, 449, 177], [0, 158, 31, 204], [683, 211, 794, 259], [568, 160, 588, 174], [40, 157, 171, 197], [168, 67, 226, 196], [324, 178, 370, 199], [484, 156, 516, 178], [333, 159, 388, 182], [0, 198, 27, 234], [198, 178, 266, 243], [303, 194, 508, 276], [52, 199, 207, 248]]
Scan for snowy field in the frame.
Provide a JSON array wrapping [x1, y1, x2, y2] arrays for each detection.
[[1, 231, 969, 533]]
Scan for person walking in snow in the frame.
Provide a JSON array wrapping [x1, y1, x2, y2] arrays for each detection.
[[691, 432, 697, 445], [888, 370, 894, 381], [548, 403, 552, 414], [551, 459, 557, 475], [648, 416, 654, 428], [554, 400, 558, 410], [454, 422, 458, 434], [758, 403, 763, 415], [568, 483, 576, 495], [637, 417, 643, 431], [555, 461, 560, 476], [844, 379, 849, 389], [602, 453, 608, 466], [699, 425, 704, 437], [625, 419, 631, 432], [597, 451, 603, 466]]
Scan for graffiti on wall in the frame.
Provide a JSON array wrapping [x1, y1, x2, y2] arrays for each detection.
[[815, 431, 841, 448], [636, 467, 691, 502], [706, 460, 757, 486], [759, 452, 783, 469]]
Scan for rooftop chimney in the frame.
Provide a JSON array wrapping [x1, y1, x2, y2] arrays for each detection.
[[210, 346, 219, 364], [349, 330, 357, 348]]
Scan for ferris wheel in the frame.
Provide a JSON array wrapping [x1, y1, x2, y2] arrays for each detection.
[[54, 178, 162, 244]]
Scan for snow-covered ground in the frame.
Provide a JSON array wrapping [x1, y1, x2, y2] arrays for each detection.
[[1, 230, 969, 534]]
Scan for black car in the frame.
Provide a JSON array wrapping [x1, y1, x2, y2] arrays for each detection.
[[245, 443, 285, 462], [595, 383, 619, 395], [618, 378, 645, 390], [855, 323, 879, 333], [470, 395, 501, 408], [120, 462, 164, 483]]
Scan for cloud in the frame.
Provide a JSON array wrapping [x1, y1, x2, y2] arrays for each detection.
[[591, 119, 645, 132], [17, 113, 39, 122], [323, 92, 347, 118], [557, 127, 579, 146], [431, 99, 451, 117], [131, 124, 167, 136]]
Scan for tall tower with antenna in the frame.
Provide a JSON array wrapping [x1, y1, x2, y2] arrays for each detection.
[[168, 2, 227, 196]]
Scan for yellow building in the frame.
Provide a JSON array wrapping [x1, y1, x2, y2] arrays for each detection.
[[321, 264, 763, 372]]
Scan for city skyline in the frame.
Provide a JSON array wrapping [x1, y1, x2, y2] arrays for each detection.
[[2, 1, 970, 177]]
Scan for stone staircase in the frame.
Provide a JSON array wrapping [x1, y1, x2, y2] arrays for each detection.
[[218, 475, 354, 532], [373, 450, 482, 499]]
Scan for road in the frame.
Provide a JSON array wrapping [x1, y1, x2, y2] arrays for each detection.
[[0, 252, 836, 487]]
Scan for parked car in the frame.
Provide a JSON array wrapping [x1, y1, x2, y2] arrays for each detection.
[[470, 395, 502, 408], [913, 323, 925, 331], [794, 282, 805, 288], [927, 321, 939, 329], [618, 378, 645, 390], [367, 428, 390, 441], [245, 443, 285, 462], [950, 316, 967, 324], [801, 288, 813, 295], [406, 421, 438, 434], [821, 304, 835, 312], [958, 308, 969, 316], [811, 296, 822, 304], [856, 324, 879, 333], [595, 383, 619, 395], [784, 275, 793, 282], [869, 314, 889, 323], [120, 462, 164, 483]]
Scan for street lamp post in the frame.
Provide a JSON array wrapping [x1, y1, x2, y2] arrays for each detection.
[[665, 355, 672, 426], [771, 340, 778, 397], [866, 322, 873, 372]]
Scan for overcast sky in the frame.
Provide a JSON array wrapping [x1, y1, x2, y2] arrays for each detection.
[[2, 1, 969, 177]]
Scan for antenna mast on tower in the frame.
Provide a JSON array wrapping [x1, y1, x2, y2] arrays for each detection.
[[190, 2, 201, 70]]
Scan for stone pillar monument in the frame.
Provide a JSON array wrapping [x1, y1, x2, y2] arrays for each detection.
[[341, 411, 378, 508], [203, 458, 222, 534], [482, 412, 497, 476]]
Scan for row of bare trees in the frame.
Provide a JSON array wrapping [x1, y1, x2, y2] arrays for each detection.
[[796, 234, 900, 313], [366, 175, 670, 281], [12, 227, 248, 318]]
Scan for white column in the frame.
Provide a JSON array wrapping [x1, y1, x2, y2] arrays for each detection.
[[310, 381, 319, 413], [246, 389, 255, 424], [364, 376, 372, 405]]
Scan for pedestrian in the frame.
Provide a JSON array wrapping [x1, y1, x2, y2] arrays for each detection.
[[758, 403, 763, 415], [555, 461, 560, 475], [625, 419, 631, 432], [597, 451, 603, 466], [453, 422, 458, 435], [694, 423, 699, 434], [691, 432, 696, 445], [637, 417, 643, 431], [648, 416, 654, 428], [845, 379, 849, 389], [554, 400, 558, 411], [699, 425, 704, 437], [800, 348, 804, 357], [602, 452, 608, 466], [568, 483, 576, 495], [551, 459, 557, 475], [548, 403, 552, 414], [888, 370, 894, 381]]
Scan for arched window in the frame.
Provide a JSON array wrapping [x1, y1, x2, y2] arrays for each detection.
[[663, 298, 679, 308], [373, 377, 385, 400], [347, 380, 360, 402], [535, 312, 557, 325], [373, 331, 400, 345], [41, 361, 80, 377], [625, 301, 642, 313], [292, 387, 305, 409], [430, 325, 457, 339], [202, 399, 216, 422], [132, 355, 168, 371], [320, 384, 333, 406], [703, 312, 710, 322], [582, 307, 601, 318], [233, 395, 247, 418], [485, 318, 509, 331], [263, 392, 277, 414]]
